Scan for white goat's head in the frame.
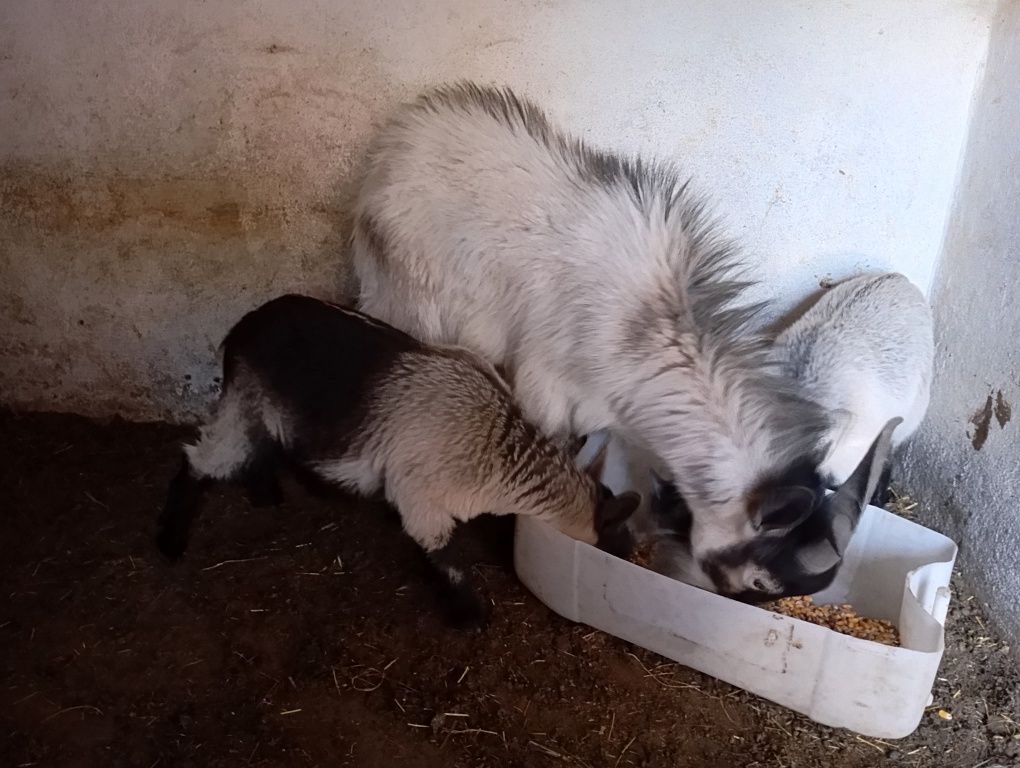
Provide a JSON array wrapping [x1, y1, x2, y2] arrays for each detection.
[[652, 418, 901, 602]]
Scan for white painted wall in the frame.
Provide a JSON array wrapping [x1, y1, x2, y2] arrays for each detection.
[[0, 1, 996, 420], [901, 0, 1020, 655]]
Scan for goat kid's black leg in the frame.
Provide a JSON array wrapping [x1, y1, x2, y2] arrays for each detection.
[[425, 544, 487, 632], [242, 445, 283, 508], [156, 456, 208, 560]]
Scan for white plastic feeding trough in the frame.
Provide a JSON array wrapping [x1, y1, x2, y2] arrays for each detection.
[[514, 502, 957, 738]]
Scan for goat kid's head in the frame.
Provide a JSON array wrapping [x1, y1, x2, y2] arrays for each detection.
[[581, 439, 641, 559], [653, 417, 901, 602]]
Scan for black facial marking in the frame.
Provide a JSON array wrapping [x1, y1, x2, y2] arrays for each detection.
[[703, 531, 841, 604], [656, 458, 848, 602], [714, 460, 843, 601]]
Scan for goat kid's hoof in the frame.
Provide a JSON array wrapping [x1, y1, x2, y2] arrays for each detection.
[[154, 529, 187, 562], [443, 598, 489, 633], [247, 494, 283, 509], [246, 482, 284, 509]]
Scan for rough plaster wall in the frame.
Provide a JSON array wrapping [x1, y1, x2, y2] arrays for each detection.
[[0, 0, 996, 421], [901, 0, 1020, 651]]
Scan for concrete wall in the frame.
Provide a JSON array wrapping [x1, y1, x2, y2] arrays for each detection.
[[901, 0, 1020, 652], [0, 0, 996, 420]]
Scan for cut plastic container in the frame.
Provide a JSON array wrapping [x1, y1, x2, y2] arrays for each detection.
[[514, 501, 957, 738]]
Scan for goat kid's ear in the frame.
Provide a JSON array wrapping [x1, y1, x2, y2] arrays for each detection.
[[753, 485, 815, 533], [597, 488, 641, 531]]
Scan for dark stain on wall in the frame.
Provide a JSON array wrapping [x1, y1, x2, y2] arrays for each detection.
[[994, 390, 1012, 428], [0, 164, 285, 241], [969, 388, 1012, 450], [969, 394, 994, 451]]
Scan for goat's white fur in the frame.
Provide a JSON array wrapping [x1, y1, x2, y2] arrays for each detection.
[[187, 343, 606, 554], [352, 84, 828, 564], [772, 272, 934, 485], [185, 390, 258, 480]]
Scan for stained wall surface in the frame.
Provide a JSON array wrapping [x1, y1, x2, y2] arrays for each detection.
[[0, 0, 995, 420], [901, 0, 1020, 655]]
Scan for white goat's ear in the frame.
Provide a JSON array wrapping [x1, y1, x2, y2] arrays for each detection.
[[828, 417, 902, 554], [753, 486, 815, 533]]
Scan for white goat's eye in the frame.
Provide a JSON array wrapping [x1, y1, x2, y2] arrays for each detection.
[[752, 578, 767, 591]]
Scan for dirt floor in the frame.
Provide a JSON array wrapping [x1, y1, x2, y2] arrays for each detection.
[[2, 410, 1018, 768]]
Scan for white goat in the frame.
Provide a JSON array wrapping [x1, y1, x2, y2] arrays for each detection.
[[772, 272, 934, 502], [351, 83, 894, 601]]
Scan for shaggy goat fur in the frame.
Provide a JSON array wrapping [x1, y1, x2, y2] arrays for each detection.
[[352, 84, 890, 600], [155, 295, 638, 628], [773, 272, 934, 501]]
